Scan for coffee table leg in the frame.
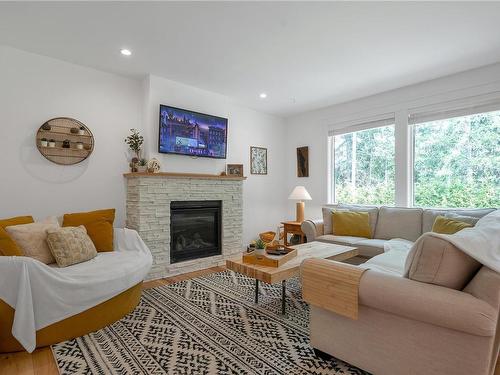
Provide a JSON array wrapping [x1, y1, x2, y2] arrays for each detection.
[[282, 280, 286, 315], [255, 279, 259, 304]]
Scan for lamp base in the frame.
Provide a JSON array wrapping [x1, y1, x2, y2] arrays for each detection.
[[296, 201, 305, 223]]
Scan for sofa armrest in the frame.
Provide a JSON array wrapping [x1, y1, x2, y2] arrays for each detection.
[[301, 259, 497, 337], [301, 219, 324, 241], [360, 270, 497, 337], [302, 259, 366, 319]]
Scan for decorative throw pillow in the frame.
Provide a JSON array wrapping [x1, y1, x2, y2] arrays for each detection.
[[432, 216, 473, 234], [62, 209, 115, 252], [5, 221, 59, 264], [47, 226, 97, 267], [0, 215, 34, 256], [332, 211, 371, 238]]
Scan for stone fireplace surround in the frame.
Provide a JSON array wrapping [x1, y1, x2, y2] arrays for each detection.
[[125, 172, 244, 280]]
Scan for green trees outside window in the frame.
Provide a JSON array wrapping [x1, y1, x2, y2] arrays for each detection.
[[333, 125, 395, 205], [413, 110, 500, 208]]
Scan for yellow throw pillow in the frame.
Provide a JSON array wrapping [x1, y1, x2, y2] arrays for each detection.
[[332, 211, 371, 238], [62, 209, 115, 252], [432, 216, 473, 234], [0, 215, 34, 256], [47, 226, 97, 267]]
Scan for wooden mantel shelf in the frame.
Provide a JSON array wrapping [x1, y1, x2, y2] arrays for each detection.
[[123, 172, 247, 181]]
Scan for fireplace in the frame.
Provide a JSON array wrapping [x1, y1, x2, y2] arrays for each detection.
[[170, 200, 222, 263]]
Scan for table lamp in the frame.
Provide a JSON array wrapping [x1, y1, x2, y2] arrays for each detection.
[[288, 186, 312, 223]]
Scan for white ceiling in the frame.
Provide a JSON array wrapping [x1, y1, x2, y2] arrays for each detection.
[[1, 2, 500, 117]]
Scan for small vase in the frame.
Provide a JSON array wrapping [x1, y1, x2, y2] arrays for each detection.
[[40, 140, 48, 147], [48, 141, 56, 148], [76, 143, 84, 150]]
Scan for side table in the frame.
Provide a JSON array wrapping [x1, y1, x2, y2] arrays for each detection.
[[281, 221, 305, 246]]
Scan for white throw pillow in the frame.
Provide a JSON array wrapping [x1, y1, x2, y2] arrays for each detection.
[[5, 221, 60, 264]]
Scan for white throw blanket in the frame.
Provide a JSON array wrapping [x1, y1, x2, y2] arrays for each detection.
[[0, 228, 152, 353], [428, 209, 500, 273]]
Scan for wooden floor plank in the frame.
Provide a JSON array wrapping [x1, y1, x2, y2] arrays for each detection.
[[0, 351, 34, 375]]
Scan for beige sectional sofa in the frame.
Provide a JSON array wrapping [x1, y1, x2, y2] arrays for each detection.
[[301, 205, 499, 375], [302, 203, 495, 257]]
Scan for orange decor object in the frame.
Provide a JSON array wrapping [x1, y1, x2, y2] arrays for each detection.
[[259, 231, 276, 244]]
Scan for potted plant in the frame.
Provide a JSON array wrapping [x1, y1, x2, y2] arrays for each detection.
[[41, 122, 51, 131], [254, 239, 266, 257], [125, 129, 144, 171], [70, 127, 79, 134], [137, 158, 148, 172], [78, 126, 85, 135], [62, 139, 71, 148], [76, 141, 84, 150], [48, 139, 56, 148], [40, 138, 48, 147]]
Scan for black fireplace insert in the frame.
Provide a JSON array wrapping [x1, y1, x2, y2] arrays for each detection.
[[170, 200, 222, 263]]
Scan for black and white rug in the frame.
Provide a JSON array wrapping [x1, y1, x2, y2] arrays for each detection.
[[52, 271, 368, 375]]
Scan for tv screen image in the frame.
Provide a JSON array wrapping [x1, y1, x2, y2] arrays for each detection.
[[159, 105, 228, 159]]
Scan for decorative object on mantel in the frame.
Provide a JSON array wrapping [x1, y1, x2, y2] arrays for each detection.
[[36, 117, 94, 165], [124, 128, 144, 172], [297, 146, 309, 177], [227, 164, 244, 177], [288, 186, 312, 223], [137, 158, 148, 173], [250, 146, 267, 175], [147, 158, 161, 173]]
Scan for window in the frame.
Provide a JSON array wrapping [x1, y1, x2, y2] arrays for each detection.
[[330, 124, 395, 205], [412, 110, 500, 208]]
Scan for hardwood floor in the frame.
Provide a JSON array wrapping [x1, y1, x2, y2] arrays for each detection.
[[1, 263, 499, 375], [0, 266, 224, 375]]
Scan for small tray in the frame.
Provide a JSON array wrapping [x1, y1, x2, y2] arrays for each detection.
[[242, 247, 297, 268]]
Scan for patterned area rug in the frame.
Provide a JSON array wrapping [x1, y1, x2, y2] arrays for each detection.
[[52, 271, 369, 374]]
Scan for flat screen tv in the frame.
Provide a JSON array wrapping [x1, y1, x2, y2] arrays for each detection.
[[158, 105, 228, 159]]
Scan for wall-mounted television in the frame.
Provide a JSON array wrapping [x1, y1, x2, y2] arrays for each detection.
[[158, 105, 228, 159]]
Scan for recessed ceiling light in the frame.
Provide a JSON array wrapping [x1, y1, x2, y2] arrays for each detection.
[[259, 93, 267, 99], [120, 49, 132, 56]]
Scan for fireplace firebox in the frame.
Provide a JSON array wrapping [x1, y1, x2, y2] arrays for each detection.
[[170, 200, 222, 263]]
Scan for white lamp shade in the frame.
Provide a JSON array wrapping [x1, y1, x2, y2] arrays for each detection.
[[288, 186, 312, 200]]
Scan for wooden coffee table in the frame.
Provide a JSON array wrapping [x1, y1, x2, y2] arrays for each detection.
[[226, 241, 358, 315]]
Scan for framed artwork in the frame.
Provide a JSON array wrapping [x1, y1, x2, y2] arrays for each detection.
[[297, 146, 309, 177], [227, 164, 244, 177], [250, 146, 267, 175]]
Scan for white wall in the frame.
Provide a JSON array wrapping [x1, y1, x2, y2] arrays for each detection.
[[285, 62, 500, 219], [0, 46, 142, 226], [144, 75, 288, 245], [0, 46, 288, 245]]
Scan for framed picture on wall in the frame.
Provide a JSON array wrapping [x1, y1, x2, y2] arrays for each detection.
[[227, 164, 244, 177], [250, 146, 267, 175], [297, 146, 309, 177]]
